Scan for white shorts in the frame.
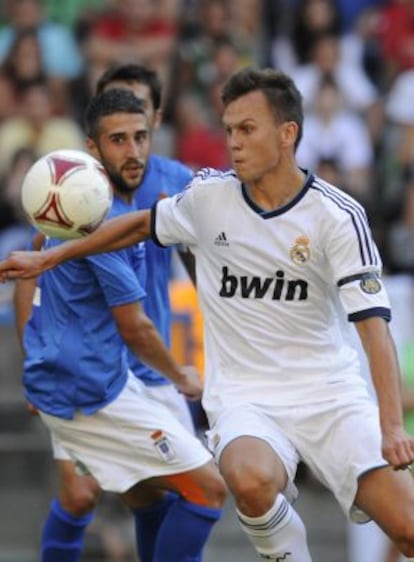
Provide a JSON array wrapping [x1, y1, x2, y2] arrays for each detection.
[[52, 380, 195, 460], [206, 394, 387, 523], [42, 374, 211, 493]]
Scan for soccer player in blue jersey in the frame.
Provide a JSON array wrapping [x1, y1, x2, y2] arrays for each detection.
[[14, 88, 225, 562], [6, 67, 414, 562], [96, 63, 197, 422]]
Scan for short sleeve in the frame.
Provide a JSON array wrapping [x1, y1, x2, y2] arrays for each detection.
[[324, 206, 391, 322], [151, 181, 198, 248], [86, 251, 145, 308]]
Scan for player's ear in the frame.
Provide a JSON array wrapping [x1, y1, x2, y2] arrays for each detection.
[[86, 137, 99, 159], [280, 121, 299, 149], [153, 109, 162, 130]]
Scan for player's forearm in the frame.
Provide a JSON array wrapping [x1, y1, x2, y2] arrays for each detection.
[[123, 321, 186, 387], [357, 318, 404, 430], [13, 278, 37, 350], [57, 210, 151, 262], [371, 350, 404, 431]]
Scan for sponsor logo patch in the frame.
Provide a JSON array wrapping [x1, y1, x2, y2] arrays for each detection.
[[360, 277, 381, 294]]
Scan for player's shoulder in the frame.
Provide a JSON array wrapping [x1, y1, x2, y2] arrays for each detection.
[[308, 174, 367, 222], [191, 167, 238, 189], [149, 153, 193, 181], [145, 154, 193, 196]]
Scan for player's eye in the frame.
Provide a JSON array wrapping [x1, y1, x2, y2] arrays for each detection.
[[242, 125, 253, 134], [136, 132, 148, 143]]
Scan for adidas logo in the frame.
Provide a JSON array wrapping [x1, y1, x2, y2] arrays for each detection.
[[214, 232, 229, 246]]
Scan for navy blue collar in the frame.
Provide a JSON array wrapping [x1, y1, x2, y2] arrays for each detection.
[[241, 170, 314, 218]]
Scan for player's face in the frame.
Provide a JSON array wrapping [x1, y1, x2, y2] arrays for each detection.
[[222, 90, 294, 184], [102, 81, 161, 129], [88, 112, 151, 196]]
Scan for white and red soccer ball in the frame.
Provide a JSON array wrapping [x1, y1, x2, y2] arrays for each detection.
[[21, 149, 112, 239]]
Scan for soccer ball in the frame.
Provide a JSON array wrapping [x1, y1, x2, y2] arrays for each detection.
[[21, 149, 112, 239]]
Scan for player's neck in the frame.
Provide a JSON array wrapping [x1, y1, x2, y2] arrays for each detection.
[[247, 166, 306, 211], [113, 187, 135, 205]]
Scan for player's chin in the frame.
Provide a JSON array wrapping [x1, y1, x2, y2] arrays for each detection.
[[235, 170, 254, 184], [233, 162, 253, 183], [122, 174, 142, 189]]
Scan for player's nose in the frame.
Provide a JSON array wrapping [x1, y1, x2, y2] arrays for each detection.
[[124, 138, 142, 158]]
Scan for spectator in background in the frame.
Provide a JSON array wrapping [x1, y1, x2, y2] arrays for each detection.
[[271, 1, 385, 93], [291, 0, 342, 65], [340, 6, 385, 92], [0, 71, 17, 123], [271, 0, 341, 74], [0, 79, 84, 175], [0, 0, 83, 104], [386, 178, 414, 275], [0, 147, 36, 260], [2, 29, 46, 88], [380, 69, 414, 217], [174, 92, 230, 171], [296, 74, 374, 206], [291, 32, 383, 144], [84, 0, 178, 97], [0, 28, 69, 114], [42, 0, 105, 29], [227, 0, 263, 64], [335, 0, 385, 32], [377, 0, 414, 85], [177, 0, 248, 99]]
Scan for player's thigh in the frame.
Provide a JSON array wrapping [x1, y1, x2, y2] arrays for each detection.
[[52, 434, 101, 511], [355, 466, 414, 536], [206, 404, 299, 503], [291, 396, 387, 522]]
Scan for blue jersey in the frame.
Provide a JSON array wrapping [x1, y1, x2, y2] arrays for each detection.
[[129, 154, 193, 385], [23, 195, 146, 419]]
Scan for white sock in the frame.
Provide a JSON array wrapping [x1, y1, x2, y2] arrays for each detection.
[[237, 494, 313, 561]]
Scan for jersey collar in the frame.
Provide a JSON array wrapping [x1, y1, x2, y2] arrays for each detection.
[[241, 170, 314, 218]]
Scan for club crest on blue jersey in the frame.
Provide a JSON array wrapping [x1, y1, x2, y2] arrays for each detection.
[[151, 430, 176, 462], [290, 235, 311, 265]]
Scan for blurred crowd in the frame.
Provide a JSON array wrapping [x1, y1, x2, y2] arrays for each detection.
[[0, 0, 413, 276]]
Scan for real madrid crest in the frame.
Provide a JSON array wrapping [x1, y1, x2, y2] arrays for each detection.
[[290, 235, 311, 265]]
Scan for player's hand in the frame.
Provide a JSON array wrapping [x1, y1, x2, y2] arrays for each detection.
[[175, 365, 203, 401], [382, 426, 414, 470], [0, 251, 50, 281]]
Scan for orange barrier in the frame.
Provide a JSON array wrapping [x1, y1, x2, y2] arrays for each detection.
[[170, 280, 205, 379]]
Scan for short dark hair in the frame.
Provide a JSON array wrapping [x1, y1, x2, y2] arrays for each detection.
[[96, 63, 162, 111], [221, 67, 304, 148], [84, 89, 146, 140]]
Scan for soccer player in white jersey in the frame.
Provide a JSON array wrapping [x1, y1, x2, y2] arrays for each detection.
[[2, 67, 414, 562]]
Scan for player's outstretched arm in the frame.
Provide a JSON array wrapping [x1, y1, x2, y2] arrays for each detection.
[[0, 210, 151, 281]]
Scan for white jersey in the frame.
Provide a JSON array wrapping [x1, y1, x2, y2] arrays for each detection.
[[152, 169, 390, 418]]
